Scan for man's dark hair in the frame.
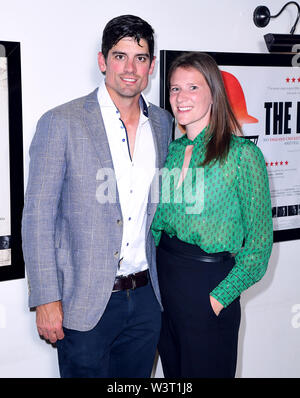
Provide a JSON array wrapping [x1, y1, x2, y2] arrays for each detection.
[[101, 15, 155, 62]]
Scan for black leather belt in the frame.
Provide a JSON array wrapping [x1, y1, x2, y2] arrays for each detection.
[[174, 251, 233, 263], [112, 270, 149, 292], [160, 244, 233, 263], [159, 232, 234, 263]]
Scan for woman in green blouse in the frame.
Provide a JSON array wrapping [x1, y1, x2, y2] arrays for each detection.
[[151, 52, 273, 378]]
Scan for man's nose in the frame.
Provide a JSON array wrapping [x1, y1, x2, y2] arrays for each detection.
[[124, 58, 136, 73]]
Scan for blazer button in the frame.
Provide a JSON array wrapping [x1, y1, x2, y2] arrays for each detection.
[[114, 251, 119, 258], [117, 219, 123, 226]]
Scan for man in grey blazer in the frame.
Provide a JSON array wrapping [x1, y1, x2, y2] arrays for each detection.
[[22, 15, 173, 378]]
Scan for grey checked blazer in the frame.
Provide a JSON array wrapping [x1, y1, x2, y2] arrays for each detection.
[[22, 88, 173, 331]]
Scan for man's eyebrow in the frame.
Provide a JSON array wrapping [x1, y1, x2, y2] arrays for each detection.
[[111, 51, 126, 56], [136, 53, 150, 57], [111, 51, 150, 57]]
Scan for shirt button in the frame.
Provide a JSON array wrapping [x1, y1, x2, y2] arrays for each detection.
[[122, 138, 126, 142], [128, 217, 131, 221], [117, 219, 122, 226], [114, 251, 119, 258]]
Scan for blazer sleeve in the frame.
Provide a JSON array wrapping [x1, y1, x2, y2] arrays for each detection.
[[22, 110, 67, 308]]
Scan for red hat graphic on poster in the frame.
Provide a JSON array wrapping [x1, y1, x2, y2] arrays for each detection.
[[221, 70, 258, 126]]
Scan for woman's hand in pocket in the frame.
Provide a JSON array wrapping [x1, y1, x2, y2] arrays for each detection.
[[209, 295, 224, 316]]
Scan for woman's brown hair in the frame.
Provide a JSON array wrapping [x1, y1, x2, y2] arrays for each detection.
[[168, 52, 243, 166]]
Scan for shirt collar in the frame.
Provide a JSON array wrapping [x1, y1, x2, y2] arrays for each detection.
[[139, 94, 149, 118], [97, 79, 150, 118], [181, 126, 208, 147]]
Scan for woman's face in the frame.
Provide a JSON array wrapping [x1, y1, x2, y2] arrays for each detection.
[[169, 66, 213, 135]]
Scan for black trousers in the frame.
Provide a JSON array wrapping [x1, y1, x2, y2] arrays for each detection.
[[157, 233, 241, 378]]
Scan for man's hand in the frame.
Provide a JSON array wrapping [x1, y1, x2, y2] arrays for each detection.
[[36, 301, 64, 343], [209, 295, 224, 316]]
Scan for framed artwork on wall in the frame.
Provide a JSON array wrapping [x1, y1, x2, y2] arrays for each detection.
[[160, 50, 300, 243], [0, 41, 24, 281]]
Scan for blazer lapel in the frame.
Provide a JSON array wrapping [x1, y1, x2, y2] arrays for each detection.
[[146, 105, 165, 223], [148, 106, 163, 169], [83, 89, 121, 213], [83, 89, 115, 170]]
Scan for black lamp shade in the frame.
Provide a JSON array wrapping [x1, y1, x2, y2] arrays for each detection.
[[253, 5, 271, 28]]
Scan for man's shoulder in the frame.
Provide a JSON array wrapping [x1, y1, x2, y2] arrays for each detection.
[[40, 89, 98, 120], [148, 102, 173, 123]]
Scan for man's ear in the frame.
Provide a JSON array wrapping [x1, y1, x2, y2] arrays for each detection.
[[98, 52, 107, 73], [149, 55, 156, 75]]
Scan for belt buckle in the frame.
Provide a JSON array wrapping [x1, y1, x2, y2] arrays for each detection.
[[130, 274, 136, 290]]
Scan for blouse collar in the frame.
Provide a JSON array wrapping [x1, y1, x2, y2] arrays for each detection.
[[180, 126, 208, 147]]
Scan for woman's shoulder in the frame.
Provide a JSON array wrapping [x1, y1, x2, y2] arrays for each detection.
[[231, 134, 261, 152], [231, 133, 253, 146], [230, 134, 265, 163]]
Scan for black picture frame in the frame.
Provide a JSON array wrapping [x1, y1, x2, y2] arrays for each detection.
[[0, 41, 24, 281], [160, 50, 300, 243]]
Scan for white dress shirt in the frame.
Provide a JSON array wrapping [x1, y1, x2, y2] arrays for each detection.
[[97, 80, 156, 276]]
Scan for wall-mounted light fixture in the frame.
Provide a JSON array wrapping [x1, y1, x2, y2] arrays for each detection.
[[253, 2, 300, 52]]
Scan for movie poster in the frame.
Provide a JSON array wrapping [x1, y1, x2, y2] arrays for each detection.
[[219, 65, 300, 232], [0, 56, 11, 266], [172, 61, 300, 235]]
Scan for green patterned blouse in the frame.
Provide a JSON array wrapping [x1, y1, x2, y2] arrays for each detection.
[[151, 128, 273, 307]]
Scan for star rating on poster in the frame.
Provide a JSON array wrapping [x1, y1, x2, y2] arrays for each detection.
[[266, 160, 289, 167], [286, 77, 300, 83]]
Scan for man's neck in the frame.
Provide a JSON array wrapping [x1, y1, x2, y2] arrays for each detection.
[[105, 84, 141, 123], [118, 100, 141, 125], [104, 83, 143, 159]]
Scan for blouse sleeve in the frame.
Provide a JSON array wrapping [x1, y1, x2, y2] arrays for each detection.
[[210, 141, 273, 307]]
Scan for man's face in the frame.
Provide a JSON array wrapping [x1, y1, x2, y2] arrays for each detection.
[[98, 37, 155, 103]]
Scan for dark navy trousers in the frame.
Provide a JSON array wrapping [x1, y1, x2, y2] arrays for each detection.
[[56, 282, 161, 378], [157, 233, 241, 378]]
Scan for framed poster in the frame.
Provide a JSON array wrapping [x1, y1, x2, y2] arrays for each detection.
[[0, 41, 24, 281], [160, 50, 300, 243]]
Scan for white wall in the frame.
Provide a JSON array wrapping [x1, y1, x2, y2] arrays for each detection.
[[0, 0, 299, 378]]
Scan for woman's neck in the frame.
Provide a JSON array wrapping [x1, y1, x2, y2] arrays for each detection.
[[186, 124, 208, 141]]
